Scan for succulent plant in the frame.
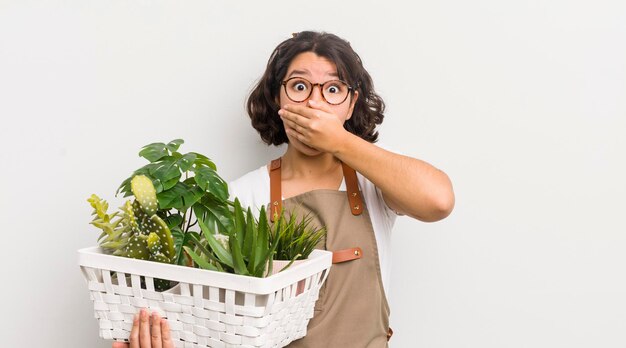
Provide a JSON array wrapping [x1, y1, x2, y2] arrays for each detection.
[[184, 198, 278, 277], [88, 175, 177, 290], [87, 194, 126, 251], [270, 210, 326, 262], [184, 200, 327, 277]]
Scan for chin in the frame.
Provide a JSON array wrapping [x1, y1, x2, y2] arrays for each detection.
[[289, 137, 322, 157], [301, 146, 322, 157]]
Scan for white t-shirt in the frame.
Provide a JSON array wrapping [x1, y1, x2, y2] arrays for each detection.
[[228, 165, 397, 298]]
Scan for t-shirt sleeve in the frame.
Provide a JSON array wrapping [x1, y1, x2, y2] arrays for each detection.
[[357, 173, 398, 232], [228, 165, 270, 219]]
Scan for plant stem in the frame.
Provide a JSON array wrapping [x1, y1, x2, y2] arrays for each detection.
[[185, 209, 193, 232], [182, 209, 188, 233]]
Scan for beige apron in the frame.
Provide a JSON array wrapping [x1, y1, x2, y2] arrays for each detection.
[[268, 158, 392, 347]]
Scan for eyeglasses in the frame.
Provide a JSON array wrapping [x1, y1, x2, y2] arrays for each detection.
[[281, 77, 354, 105]]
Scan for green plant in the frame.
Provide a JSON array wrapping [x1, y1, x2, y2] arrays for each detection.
[[87, 180, 173, 263], [184, 202, 327, 277], [87, 175, 177, 290], [271, 209, 326, 262], [88, 139, 233, 274], [115, 139, 233, 266], [184, 199, 280, 277], [87, 139, 326, 282]]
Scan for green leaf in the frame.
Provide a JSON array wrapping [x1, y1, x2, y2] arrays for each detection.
[[187, 233, 227, 271], [172, 228, 199, 265], [256, 235, 280, 277], [192, 204, 207, 225], [139, 142, 169, 162], [116, 177, 132, 197], [194, 166, 229, 201], [198, 197, 234, 234], [157, 182, 203, 210], [245, 208, 256, 258], [254, 205, 270, 270], [163, 214, 184, 229], [191, 152, 217, 170], [149, 157, 181, 183], [177, 153, 197, 172], [166, 139, 184, 153], [162, 176, 180, 191], [228, 233, 249, 276], [233, 198, 245, 240], [197, 218, 234, 268], [184, 246, 218, 271]]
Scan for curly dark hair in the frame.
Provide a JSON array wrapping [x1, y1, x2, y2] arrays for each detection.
[[246, 31, 385, 146]]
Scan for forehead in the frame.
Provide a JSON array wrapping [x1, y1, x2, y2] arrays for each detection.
[[286, 52, 338, 78]]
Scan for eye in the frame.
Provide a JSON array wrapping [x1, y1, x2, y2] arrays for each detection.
[[287, 78, 309, 93], [325, 83, 343, 94]]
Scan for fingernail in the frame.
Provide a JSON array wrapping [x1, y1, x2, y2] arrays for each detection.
[[278, 109, 283, 116], [283, 104, 289, 110], [308, 100, 316, 105]]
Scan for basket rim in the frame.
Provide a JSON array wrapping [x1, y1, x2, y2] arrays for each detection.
[[78, 246, 332, 294]]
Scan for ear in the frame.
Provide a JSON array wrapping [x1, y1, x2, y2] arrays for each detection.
[[274, 92, 281, 108], [345, 90, 359, 121]]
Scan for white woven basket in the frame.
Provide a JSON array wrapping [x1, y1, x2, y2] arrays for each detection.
[[78, 246, 332, 348]]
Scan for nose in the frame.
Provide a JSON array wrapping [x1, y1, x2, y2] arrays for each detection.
[[308, 84, 324, 103]]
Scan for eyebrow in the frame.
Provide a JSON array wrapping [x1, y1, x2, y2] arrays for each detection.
[[287, 69, 339, 78]]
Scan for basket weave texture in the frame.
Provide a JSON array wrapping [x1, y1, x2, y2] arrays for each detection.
[[78, 247, 332, 348]]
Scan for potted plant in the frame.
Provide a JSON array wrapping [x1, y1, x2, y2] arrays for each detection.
[[87, 139, 233, 290], [270, 210, 326, 275], [80, 139, 332, 348], [184, 200, 326, 278]]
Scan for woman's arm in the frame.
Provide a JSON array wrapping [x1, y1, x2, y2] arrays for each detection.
[[334, 135, 454, 222], [279, 101, 454, 222]]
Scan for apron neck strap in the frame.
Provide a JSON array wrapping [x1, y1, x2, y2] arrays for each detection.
[[269, 158, 282, 222], [269, 157, 363, 222], [341, 162, 364, 217]]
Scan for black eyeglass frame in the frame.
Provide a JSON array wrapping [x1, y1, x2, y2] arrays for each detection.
[[281, 77, 355, 105]]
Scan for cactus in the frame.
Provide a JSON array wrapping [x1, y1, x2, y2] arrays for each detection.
[[131, 175, 158, 216], [129, 175, 175, 261], [88, 175, 176, 291], [117, 235, 150, 260]]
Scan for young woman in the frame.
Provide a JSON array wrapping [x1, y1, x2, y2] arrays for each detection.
[[230, 31, 454, 346], [116, 31, 454, 348]]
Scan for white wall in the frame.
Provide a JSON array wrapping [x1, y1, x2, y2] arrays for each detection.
[[1, 1, 625, 347]]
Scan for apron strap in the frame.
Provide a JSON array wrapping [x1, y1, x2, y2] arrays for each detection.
[[269, 158, 282, 222], [268, 157, 364, 222], [332, 247, 362, 264], [341, 162, 364, 216]]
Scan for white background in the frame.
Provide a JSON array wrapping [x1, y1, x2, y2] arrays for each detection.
[[1, 1, 625, 347]]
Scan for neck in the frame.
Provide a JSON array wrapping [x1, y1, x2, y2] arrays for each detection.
[[281, 146, 341, 180]]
